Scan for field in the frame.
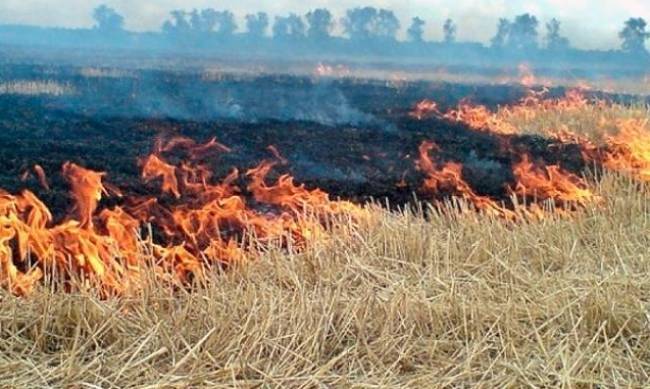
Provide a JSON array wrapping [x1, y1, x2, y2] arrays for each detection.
[[0, 66, 649, 387]]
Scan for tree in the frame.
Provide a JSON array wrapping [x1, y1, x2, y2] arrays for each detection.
[[246, 12, 269, 37], [162, 10, 191, 35], [619, 18, 650, 54], [375, 9, 400, 40], [273, 14, 306, 40], [491, 18, 510, 48], [306, 9, 333, 40], [93, 5, 124, 32], [443, 18, 457, 44], [189, 9, 215, 33], [163, 9, 236, 37], [407, 17, 425, 43], [214, 10, 237, 36], [508, 13, 539, 50], [545, 18, 570, 51], [342, 7, 376, 41], [342, 7, 399, 41]]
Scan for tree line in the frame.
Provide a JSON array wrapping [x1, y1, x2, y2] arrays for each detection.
[[91, 5, 650, 55]]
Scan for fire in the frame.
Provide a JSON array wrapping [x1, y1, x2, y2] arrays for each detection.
[[411, 88, 591, 134], [62, 162, 107, 229], [0, 138, 365, 296], [20, 164, 50, 191], [410, 99, 440, 120], [416, 141, 513, 218], [518, 63, 538, 87], [604, 119, 650, 182], [416, 141, 598, 219], [444, 102, 518, 135], [410, 98, 518, 135], [2, 87, 649, 296], [34, 165, 49, 191], [142, 154, 181, 198], [157, 136, 231, 158], [511, 155, 595, 206], [412, 89, 606, 217], [314, 63, 351, 78], [410, 88, 650, 186]]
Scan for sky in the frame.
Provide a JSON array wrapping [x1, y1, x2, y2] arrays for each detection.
[[0, 0, 649, 50]]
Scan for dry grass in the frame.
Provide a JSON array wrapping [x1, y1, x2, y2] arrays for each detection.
[[1, 105, 650, 387]]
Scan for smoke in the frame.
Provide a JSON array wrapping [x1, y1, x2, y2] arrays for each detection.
[[16, 69, 383, 127], [0, 80, 74, 96], [1, 2, 650, 83], [206, 79, 379, 126]]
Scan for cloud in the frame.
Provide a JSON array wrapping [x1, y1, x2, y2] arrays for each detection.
[[0, 0, 648, 49]]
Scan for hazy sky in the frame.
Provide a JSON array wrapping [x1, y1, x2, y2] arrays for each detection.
[[1, 0, 649, 49]]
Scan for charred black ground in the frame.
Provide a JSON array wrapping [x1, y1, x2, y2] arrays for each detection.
[[0, 66, 614, 217]]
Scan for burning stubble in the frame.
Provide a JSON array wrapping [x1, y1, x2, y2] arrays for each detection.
[[0, 88, 649, 295]]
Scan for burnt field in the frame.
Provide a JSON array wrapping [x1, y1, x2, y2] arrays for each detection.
[[2, 65, 650, 387], [0, 66, 616, 216]]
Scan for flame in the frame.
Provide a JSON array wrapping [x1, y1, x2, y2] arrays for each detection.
[[416, 141, 598, 219], [142, 154, 181, 199], [411, 88, 591, 133], [267, 145, 288, 165], [511, 155, 596, 206], [247, 161, 329, 212], [518, 63, 538, 88], [416, 141, 513, 218], [62, 162, 107, 229], [33, 165, 50, 191], [314, 63, 351, 78], [410, 99, 440, 120], [158, 136, 231, 158], [2, 89, 650, 296], [604, 119, 650, 182], [444, 102, 518, 135], [19, 164, 51, 191], [0, 138, 367, 295]]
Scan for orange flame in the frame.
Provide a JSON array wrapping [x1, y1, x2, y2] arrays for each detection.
[[518, 63, 538, 88], [604, 119, 650, 182], [410, 99, 440, 120], [0, 139, 366, 295], [511, 155, 595, 206], [2, 90, 650, 296], [142, 155, 180, 198], [62, 162, 107, 229], [411, 88, 590, 136], [416, 141, 512, 217], [33, 164, 50, 191]]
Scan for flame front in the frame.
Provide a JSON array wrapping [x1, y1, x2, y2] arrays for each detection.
[[2, 88, 649, 296], [604, 119, 650, 182], [410, 88, 650, 218], [511, 155, 596, 207], [0, 138, 365, 295], [416, 141, 511, 217]]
